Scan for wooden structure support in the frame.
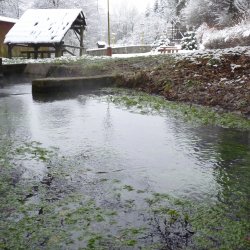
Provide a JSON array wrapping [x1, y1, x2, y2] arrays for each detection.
[[34, 45, 39, 59], [80, 26, 84, 56], [55, 44, 63, 58], [7, 44, 12, 59], [0, 57, 2, 77]]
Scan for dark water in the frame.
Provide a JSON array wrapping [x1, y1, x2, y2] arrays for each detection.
[[0, 82, 249, 249], [0, 83, 249, 199]]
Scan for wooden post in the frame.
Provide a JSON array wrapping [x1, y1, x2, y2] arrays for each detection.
[[107, 0, 111, 47], [60, 43, 64, 57], [7, 44, 12, 59], [80, 26, 84, 56], [55, 47, 59, 58], [107, 0, 112, 56], [0, 57, 3, 77], [55, 44, 62, 58], [34, 46, 39, 59]]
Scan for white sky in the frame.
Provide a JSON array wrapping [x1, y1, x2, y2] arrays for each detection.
[[100, 0, 154, 12]]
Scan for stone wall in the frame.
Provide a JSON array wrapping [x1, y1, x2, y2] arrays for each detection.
[[86, 45, 152, 56], [0, 21, 25, 58]]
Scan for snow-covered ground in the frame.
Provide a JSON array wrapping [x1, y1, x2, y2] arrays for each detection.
[[197, 21, 250, 49], [2, 46, 250, 65]]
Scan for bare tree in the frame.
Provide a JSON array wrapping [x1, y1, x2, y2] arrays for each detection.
[[0, 0, 24, 18], [182, 0, 250, 28], [33, 0, 65, 9]]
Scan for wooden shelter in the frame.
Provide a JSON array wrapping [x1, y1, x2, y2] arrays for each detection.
[[4, 9, 86, 59], [0, 16, 18, 57]]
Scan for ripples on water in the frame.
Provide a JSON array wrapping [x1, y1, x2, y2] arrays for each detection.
[[0, 82, 249, 248], [0, 83, 249, 200]]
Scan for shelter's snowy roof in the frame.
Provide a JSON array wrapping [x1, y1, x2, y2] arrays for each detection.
[[97, 41, 106, 45], [4, 9, 85, 44], [0, 15, 17, 23]]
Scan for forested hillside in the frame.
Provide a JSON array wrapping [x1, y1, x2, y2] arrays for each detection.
[[0, 0, 249, 48]]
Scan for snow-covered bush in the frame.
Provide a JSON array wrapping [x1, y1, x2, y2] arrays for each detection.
[[152, 33, 171, 49], [181, 31, 198, 50], [200, 20, 250, 49]]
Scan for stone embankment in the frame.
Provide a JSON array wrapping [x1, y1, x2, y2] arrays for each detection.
[[32, 75, 119, 93], [47, 47, 249, 116], [2, 47, 249, 116]]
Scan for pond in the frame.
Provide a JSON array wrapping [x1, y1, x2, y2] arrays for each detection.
[[0, 81, 249, 249]]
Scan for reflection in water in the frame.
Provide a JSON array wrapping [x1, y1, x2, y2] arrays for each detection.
[[168, 120, 250, 208], [32, 89, 95, 102], [103, 100, 114, 143], [213, 131, 250, 219], [0, 83, 249, 206]]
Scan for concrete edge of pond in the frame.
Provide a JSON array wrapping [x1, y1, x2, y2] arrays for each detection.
[[2, 64, 28, 75], [32, 75, 121, 93], [1, 63, 48, 77], [24, 63, 53, 76], [2, 63, 55, 77]]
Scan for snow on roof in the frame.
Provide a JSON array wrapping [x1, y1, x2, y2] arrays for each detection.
[[4, 9, 85, 44], [0, 15, 18, 23], [97, 41, 106, 45]]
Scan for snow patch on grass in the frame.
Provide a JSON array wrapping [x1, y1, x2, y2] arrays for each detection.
[[175, 46, 250, 63], [2, 55, 109, 65], [2, 46, 250, 66]]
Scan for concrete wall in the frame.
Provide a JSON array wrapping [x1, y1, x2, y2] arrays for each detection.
[[0, 21, 39, 58], [2, 63, 54, 77], [32, 75, 120, 94], [86, 45, 152, 57], [2, 64, 27, 75], [0, 21, 25, 58], [0, 21, 12, 57]]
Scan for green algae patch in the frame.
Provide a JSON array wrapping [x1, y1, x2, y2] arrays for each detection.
[[15, 141, 56, 161], [0, 142, 119, 249], [107, 88, 250, 130], [1, 88, 250, 249], [123, 185, 135, 192], [1, 135, 249, 249], [191, 203, 250, 249], [0, 137, 195, 249]]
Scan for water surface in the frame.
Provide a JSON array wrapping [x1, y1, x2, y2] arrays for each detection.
[[0, 82, 249, 249]]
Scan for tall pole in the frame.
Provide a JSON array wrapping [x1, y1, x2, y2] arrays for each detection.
[[171, 20, 174, 41], [107, 0, 111, 47], [107, 0, 112, 56]]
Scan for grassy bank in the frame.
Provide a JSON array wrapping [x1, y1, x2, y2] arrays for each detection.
[[3, 47, 250, 116]]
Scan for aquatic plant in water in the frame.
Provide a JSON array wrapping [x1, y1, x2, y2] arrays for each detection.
[[107, 88, 250, 130]]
